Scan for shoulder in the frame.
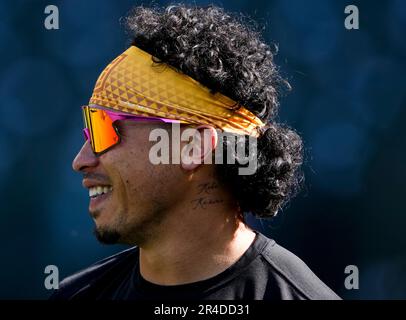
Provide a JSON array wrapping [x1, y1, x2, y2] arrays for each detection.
[[49, 246, 139, 300], [256, 233, 341, 300]]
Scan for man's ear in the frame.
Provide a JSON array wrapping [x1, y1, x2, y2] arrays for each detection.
[[180, 125, 218, 171]]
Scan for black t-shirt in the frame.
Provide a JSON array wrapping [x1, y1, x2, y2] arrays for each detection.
[[50, 231, 341, 300]]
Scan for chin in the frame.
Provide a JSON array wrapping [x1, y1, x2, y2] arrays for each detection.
[[93, 225, 121, 244]]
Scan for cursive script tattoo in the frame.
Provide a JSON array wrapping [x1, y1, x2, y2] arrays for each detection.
[[197, 182, 219, 195], [191, 197, 224, 210]]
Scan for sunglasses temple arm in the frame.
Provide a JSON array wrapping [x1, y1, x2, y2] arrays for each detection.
[[106, 110, 181, 123]]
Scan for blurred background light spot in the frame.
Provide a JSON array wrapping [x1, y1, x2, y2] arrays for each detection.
[[349, 57, 405, 131], [309, 121, 369, 196], [273, 0, 341, 64], [0, 58, 73, 136], [47, 0, 124, 69], [361, 259, 406, 299], [312, 122, 368, 170], [388, 0, 406, 54], [0, 135, 14, 187], [0, 23, 24, 62]]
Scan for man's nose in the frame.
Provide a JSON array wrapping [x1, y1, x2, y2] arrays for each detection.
[[72, 141, 99, 172]]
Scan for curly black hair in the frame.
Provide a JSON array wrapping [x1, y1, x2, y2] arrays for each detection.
[[124, 3, 304, 218]]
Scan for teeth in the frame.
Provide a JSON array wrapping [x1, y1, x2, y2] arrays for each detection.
[[88, 186, 112, 198]]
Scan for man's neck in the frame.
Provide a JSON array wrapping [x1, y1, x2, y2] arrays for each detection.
[[138, 179, 256, 286]]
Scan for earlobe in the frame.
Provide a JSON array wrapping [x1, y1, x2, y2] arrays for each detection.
[[180, 125, 218, 171]]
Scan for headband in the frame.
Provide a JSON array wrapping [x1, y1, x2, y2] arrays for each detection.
[[89, 45, 265, 137]]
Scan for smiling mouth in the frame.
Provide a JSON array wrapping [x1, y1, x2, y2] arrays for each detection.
[[88, 185, 113, 214], [88, 186, 113, 198]]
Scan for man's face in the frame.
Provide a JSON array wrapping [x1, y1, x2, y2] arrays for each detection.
[[72, 120, 187, 245]]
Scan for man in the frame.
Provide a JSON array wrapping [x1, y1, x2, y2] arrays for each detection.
[[51, 4, 340, 300]]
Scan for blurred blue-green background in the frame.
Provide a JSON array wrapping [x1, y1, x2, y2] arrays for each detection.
[[0, 0, 405, 299]]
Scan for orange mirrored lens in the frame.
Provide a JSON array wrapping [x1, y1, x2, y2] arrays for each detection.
[[83, 106, 120, 154]]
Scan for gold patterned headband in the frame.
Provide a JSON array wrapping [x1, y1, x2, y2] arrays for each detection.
[[89, 45, 265, 137]]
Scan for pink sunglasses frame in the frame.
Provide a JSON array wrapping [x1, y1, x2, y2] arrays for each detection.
[[82, 105, 184, 156]]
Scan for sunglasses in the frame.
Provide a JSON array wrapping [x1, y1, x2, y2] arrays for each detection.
[[82, 105, 184, 156]]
